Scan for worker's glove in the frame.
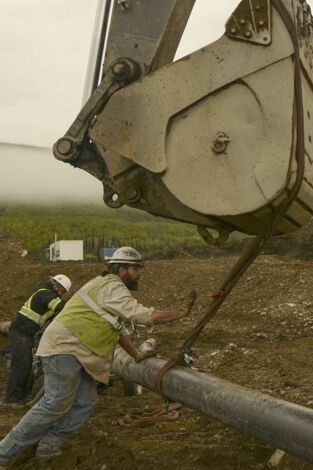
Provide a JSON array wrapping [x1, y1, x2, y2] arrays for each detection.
[[182, 289, 197, 315], [135, 350, 156, 363]]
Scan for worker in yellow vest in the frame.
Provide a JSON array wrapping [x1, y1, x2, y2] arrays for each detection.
[[4, 274, 71, 405], [0, 247, 196, 467]]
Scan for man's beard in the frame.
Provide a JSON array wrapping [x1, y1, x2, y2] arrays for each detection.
[[123, 276, 139, 291]]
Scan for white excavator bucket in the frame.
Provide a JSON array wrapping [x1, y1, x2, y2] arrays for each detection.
[[54, 0, 313, 238]]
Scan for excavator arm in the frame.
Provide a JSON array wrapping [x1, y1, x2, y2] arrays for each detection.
[[53, 0, 313, 239]]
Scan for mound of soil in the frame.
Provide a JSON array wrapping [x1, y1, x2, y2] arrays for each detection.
[[151, 218, 313, 260], [1, 237, 313, 469]]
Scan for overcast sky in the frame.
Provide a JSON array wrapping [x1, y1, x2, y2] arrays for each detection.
[[0, 0, 239, 202], [0, 0, 239, 148]]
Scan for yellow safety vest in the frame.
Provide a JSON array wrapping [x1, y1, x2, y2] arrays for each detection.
[[19, 289, 62, 327], [57, 275, 123, 358]]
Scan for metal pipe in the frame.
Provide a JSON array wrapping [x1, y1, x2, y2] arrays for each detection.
[[112, 353, 313, 464]]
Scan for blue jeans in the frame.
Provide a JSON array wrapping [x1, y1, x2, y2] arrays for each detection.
[[0, 354, 97, 465]]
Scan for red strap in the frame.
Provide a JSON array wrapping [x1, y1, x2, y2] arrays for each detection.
[[211, 290, 225, 298]]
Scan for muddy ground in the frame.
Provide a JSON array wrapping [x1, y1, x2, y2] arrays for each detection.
[[1, 237, 313, 469]]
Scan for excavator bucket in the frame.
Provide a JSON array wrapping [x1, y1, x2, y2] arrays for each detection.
[[54, 0, 313, 238]]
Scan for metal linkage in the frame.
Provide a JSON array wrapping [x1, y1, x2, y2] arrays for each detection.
[[181, 347, 198, 366], [53, 57, 138, 163], [53, 0, 196, 182]]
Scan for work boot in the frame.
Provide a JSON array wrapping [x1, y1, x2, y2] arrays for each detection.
[[0, 402, 25, 412], [36, 449, 62, 459], [36, 442, 62, 459]]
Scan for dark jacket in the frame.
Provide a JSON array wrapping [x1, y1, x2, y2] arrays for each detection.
[[11, 281, 65, 337]]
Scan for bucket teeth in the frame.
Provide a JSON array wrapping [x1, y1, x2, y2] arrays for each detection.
[[295, 0, 313, 73], [298, 0, 310, 39], [226, 0, 271, 45]]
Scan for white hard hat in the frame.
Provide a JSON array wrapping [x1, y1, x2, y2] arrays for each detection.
[[106, 247, 144, 266], [51, 274, 72, 292]]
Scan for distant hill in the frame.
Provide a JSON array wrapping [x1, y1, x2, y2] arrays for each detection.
[[263, 218, 313, 257]]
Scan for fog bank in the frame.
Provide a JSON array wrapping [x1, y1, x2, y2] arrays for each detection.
[[0, 143, 103, 204]]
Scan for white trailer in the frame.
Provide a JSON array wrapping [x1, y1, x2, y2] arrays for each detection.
[[49, 240, 83, 261]]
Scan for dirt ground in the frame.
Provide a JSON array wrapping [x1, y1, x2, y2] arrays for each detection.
[[1, 236, 313, 469]]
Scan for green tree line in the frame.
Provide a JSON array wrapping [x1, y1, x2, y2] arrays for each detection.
[[0, 204, 204, 256]]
